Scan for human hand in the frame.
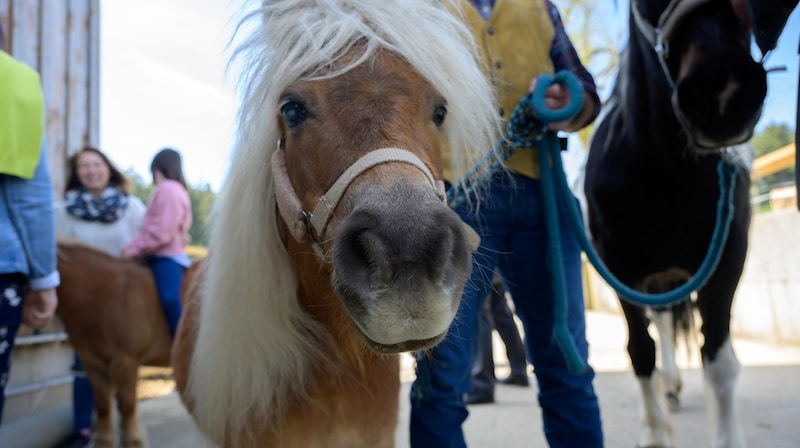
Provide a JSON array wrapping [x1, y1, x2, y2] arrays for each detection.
[[528, 77, 574, 131], [23, 288, 58, 328], [121, 246, 134, 258]]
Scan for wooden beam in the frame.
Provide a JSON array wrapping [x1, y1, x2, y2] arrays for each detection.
[[751, 143, 796, 179]]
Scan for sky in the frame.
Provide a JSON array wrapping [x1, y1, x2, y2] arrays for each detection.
[[99, 1, 800, 193]]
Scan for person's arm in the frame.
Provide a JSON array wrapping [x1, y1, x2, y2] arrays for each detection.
[[122, 182, 185, 256], [541, 0, 600, 132], [6, 142, 59, 327], [7, 141, 60, 290]]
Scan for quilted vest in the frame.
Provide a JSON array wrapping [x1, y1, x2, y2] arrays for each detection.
[[0, 51, 44, 179], [445, 0, 554, 181]]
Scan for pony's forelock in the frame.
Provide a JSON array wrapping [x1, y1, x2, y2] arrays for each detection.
[[188, 1, 498, 445]]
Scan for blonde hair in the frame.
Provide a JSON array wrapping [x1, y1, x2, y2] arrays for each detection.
[[188, 1, 499, 445]]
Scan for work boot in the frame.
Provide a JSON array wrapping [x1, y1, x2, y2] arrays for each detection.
[[498, 372, 529, 387]]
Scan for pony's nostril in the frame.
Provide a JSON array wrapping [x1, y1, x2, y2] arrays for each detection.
[[333, 201, 470, 296], [334, 218, 384, 297], [439, 214, 470, 284]]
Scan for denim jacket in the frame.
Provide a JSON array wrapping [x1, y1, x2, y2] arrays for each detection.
[[0, 142, 60, 290]]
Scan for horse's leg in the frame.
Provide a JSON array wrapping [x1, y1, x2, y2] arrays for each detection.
[[621, 300, 673, 448], [172, 280, 201, 412], [648, 306, 684, 412], [85, 365, 117, 448], [649, 308, 680, 412], [112, 357, 147, 447], [697, 281, 744, 448]]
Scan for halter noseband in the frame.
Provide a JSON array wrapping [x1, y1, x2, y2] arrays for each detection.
[[271, 142, 446, 251]]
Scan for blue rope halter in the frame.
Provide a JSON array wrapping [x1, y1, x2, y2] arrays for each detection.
[[448, 70, 739, 374]]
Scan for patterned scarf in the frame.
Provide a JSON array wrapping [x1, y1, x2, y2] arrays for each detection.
[[65, 186, 130, 223]]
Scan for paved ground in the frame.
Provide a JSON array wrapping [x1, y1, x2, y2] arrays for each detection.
[[5, 311, 800, 447], [143, 311, 800, 448]]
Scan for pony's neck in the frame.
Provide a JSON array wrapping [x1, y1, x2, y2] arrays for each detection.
[[288, 242, 374, 368]]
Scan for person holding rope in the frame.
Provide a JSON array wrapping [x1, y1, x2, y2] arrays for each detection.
[[409, 1, 603, 446], [0, 23, 60, 424]]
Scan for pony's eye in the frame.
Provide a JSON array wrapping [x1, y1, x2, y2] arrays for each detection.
[[280, 100, 308, 128], [433, 104, 447, 128]]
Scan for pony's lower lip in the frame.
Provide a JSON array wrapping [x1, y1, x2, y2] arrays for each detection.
[[363, 332, 447, 354]]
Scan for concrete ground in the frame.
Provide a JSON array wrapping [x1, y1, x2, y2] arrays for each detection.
[[3, 310, 800, 447]]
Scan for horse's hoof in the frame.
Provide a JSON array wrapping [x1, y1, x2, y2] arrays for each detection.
[[123, 441, 147, 448], [122, 425, 148, 448], [88, 439, 116, 448]]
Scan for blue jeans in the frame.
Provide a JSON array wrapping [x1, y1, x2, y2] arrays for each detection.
[[146, 256, 184, 338], [471, 276, 528, 397], [72, 356, 94, 431], [0, 274, 25, 425], [409, 172, 603, 447]]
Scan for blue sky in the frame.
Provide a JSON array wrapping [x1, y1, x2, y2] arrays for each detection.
[[99, 1, 799, 192]]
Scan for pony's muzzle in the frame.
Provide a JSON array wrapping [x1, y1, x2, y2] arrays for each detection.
[[331, 182, 470, 351]]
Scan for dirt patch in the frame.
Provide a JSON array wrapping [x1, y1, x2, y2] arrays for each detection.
[[137, 367, 176, 401]]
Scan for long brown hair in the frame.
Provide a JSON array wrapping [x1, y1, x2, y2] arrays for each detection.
[[64, 147, 131, 197], [151, 148, 187, 190]]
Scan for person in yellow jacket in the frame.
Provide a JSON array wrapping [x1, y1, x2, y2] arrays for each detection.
[[409, 1, 603, 446], [0, 24, 60, 423]]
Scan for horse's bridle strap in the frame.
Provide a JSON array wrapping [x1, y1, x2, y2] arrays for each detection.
[[272, 148, 308, 243], [272, 146, 444, 245], [631, 0, 714, 88], [632, 0, 714, 50]]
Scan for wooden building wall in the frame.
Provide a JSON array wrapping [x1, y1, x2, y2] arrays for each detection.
[[0, 0, 100, 193], [0, 0, 99, 431]]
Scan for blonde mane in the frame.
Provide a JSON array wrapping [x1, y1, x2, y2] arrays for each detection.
[[188, 1, 498, 445]]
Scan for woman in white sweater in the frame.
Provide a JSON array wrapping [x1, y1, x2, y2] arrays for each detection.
[[55, 147, 145, 448]]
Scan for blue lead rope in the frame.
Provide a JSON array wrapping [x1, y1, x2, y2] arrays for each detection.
[[548, 144, 739, 308], [449, 70, 738, 375]]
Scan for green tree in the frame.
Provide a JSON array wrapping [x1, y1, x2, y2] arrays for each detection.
[[749, 122, 795, 197], [126, 169, 153, 202], [750, 123, 793, 158], [188, 183, 215, 246], [124, 169, 215, 246], [559, 1, 624, 150]]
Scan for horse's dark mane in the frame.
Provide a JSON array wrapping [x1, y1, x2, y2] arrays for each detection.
[[612, 12, 685, 150]]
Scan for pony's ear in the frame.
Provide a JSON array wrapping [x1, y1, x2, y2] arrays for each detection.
[[745, 0, 798, 54]]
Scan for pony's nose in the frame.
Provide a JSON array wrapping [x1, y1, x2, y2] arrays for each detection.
[[332, 186, 470, 300], [674, 54, 766, 146]]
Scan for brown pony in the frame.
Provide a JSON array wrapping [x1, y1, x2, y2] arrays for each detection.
[[170, 1, 499, 447], [54, 239, 203, 447]]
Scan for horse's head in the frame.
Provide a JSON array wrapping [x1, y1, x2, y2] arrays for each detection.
[[200, 0, 497, 358], [631, 0, 767, 150], [187, 2, 498, 445], [273, 46, 471, 353]]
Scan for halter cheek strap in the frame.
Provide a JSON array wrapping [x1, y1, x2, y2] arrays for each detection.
[[271, 144, 446, 247], [631, 0, 716, 87]]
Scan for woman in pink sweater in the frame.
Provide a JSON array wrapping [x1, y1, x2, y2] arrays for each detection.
[[122, 148, 192, 337]]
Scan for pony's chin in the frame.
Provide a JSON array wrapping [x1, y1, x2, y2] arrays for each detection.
[[672, 96, 759, 151], [362, 332, 447, 354]]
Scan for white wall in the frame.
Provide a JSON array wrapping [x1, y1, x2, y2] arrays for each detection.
[[584, 209, 800, 346]]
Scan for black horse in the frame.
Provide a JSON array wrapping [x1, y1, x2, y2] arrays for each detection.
[[584, 1, 769, 447]]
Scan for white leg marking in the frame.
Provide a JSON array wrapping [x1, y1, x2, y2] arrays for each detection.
[[637, 375, 674, 447], [651, 309, 682, 412], [704, 337, 745, 448]]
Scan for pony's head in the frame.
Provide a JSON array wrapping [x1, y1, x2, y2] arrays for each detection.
[[188, 0, 498, 445], [631, 0, 767, 150]]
